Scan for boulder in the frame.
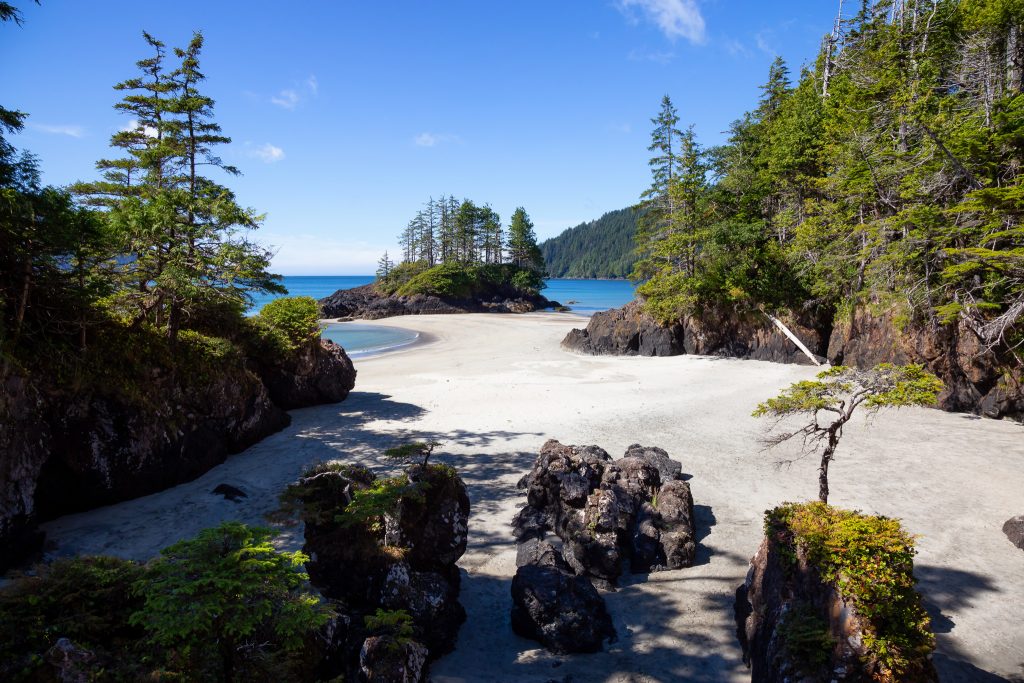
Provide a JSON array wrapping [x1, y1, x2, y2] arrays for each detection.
[[510, 541, 616, 654], [256, 337, 357, 410], [513, 440, 697, 584], [379, 562, 466, 655], [384, 465, 470, 571], [359, 636, 428, 683], [1003, 515, 1024, 550]]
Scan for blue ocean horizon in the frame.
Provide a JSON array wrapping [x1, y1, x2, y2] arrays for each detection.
[[250, 275, 636, 358]]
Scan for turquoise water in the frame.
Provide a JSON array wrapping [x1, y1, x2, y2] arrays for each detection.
[[250, 275, 635, 357]]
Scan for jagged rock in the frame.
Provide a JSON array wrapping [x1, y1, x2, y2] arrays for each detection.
[[256, 337, 357, 409], [380, 562, 466, 655], [359, 636, 428, 683], [511, 543, 616, 654], [513, 439, 697, 584], [1004, 515, 1024, 550], [562, 299, 828, 364], [45, 638, 95, 683], [828, 304, 1024, 421], [319, 283, 558, 320], [384, 465, 470, 571]]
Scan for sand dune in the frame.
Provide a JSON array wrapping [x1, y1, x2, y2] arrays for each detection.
[[40, 312, 1024, 682]]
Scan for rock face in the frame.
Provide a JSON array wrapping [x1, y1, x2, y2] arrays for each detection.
[[319, 283, 558, 320], [510, 440, 697, 654], [294, 462, 469, 681], [1004, 516, 1024, 550], [828, 305, 1023, 420], [0, 337, 357, 572], [562, 299, 827, 365], [737, 521, 938, 682], [510, 540, 615, 654]]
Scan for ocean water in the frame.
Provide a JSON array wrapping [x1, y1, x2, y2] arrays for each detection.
[[250, 275, 636, 357]]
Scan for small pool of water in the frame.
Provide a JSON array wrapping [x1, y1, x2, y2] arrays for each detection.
[[322, 322, 420, 359]]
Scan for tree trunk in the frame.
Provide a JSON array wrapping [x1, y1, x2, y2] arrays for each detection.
[[818, 429, 841, 504]]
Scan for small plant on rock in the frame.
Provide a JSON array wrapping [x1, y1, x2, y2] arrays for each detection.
[[753, 363, 942, 504], [384, 440, 441, 469]]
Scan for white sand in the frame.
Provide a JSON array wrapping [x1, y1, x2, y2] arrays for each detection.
[[40, 312, 1024, 682]]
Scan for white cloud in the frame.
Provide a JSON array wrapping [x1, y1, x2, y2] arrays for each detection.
[[30, 123, 85, 137], [263, 232, 388, 274], [271, 89, 300, 110], [270, 74, 319, 110], [121, 119, 158, 138], [755, 31, 777, 56], [248, 143, 285, 163], [723, 38, 752, 59], [617, 0, 706, 44], [608, 122, 632, 134], [627, 48, 675, 64], [414, 132, 461, 147]]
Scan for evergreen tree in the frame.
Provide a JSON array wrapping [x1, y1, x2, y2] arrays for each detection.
[[507, 207, 544, 271], [376, 251, 394, 279]]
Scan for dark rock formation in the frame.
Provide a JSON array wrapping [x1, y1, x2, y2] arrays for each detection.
[[255, 337, 356, 409], [359, 636, 428, 683], [292, 462, 469, 680], [0, 337, 357, 572], [211, 484, 247, 501], [514, 439, 697, 584], [1004, 515, 1024, 550], [737, 518, 938, 682], [511, 540, 616, 654], [562, 299, 827, 365], [319, 283, 559, 320], [828, 305, 1023, 420], [510, 440, 697, 654], [45, 637, 95, 683]]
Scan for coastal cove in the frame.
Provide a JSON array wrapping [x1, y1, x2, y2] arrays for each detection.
[[252, 276, 637, 357]]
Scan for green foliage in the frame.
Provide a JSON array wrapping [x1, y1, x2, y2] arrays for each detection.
[[277, 461, 376, 526], [384, 440, 440, 468], [131, 522, 331, 680], [776, 603, 834, 673], [255, 295, 322, 352], [364, 608, 415, 641], [386, 261, 544, 299], [0, 556, 146, 681], [539, 207, 639, 279], [341, 476, 425, 531], [765, 503, 935, 679]]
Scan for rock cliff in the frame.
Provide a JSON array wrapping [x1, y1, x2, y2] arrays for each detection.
[[562, 299, 827, 364], [827, 306, 1023, 420], [0, 337, 356, 571], [320, 283, 558, 320]]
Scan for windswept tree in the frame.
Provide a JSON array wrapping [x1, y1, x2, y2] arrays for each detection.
[[753, 364, 943, 504], [376, 251, 394, 279]]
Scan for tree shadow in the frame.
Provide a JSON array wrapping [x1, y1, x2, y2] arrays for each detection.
[[915, 564, 1023, 682]]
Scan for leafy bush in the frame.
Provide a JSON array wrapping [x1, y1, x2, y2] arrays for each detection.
[[131, 522, 332, 681], [0, 556, 147, 681], [376, 260, 430, 295], [765, 502, 935, 680], [255, 296, 322, 352], [777, 603, 834, 673]]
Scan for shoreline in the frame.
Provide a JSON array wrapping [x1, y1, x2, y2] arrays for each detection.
[[30, 313, 1024, 681]]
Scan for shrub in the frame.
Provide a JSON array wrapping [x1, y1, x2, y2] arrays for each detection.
[[256, 296, 322, 352], [765, 502, 935, 680], [131, 522, 332, 681], [377, 260, 430, 295]]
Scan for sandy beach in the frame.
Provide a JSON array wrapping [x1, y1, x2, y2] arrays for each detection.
[[39, 312, 1024, 682]]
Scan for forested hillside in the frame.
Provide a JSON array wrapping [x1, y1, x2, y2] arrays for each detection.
[[540, 208, 638, 279], [634, 0, 1024, 359]]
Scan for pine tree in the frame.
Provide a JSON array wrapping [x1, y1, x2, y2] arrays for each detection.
[[376, 251, 394, 279], [507, 207, 544, 271]]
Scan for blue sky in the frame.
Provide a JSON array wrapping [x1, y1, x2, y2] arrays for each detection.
[[3, 1, 838, 274]]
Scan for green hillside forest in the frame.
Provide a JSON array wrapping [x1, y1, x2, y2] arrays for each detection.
[[540, 207, 638, 279]]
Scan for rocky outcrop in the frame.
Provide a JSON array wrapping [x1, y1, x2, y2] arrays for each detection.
[[510, 440, 696, 654], [1004, 515, 1024, 550], [0, 337, 357, 572], [513, 440, 697, 585], [291, 462, 469, 681], [562, 299, 828, 365], [320, 283, 558, 320], [827, 305, 1023, 420], [737, 506, 937, 682], [255, 337, 356, 409]]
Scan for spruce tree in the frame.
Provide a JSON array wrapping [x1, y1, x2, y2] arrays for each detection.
[[507, 207, 544, 271]]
